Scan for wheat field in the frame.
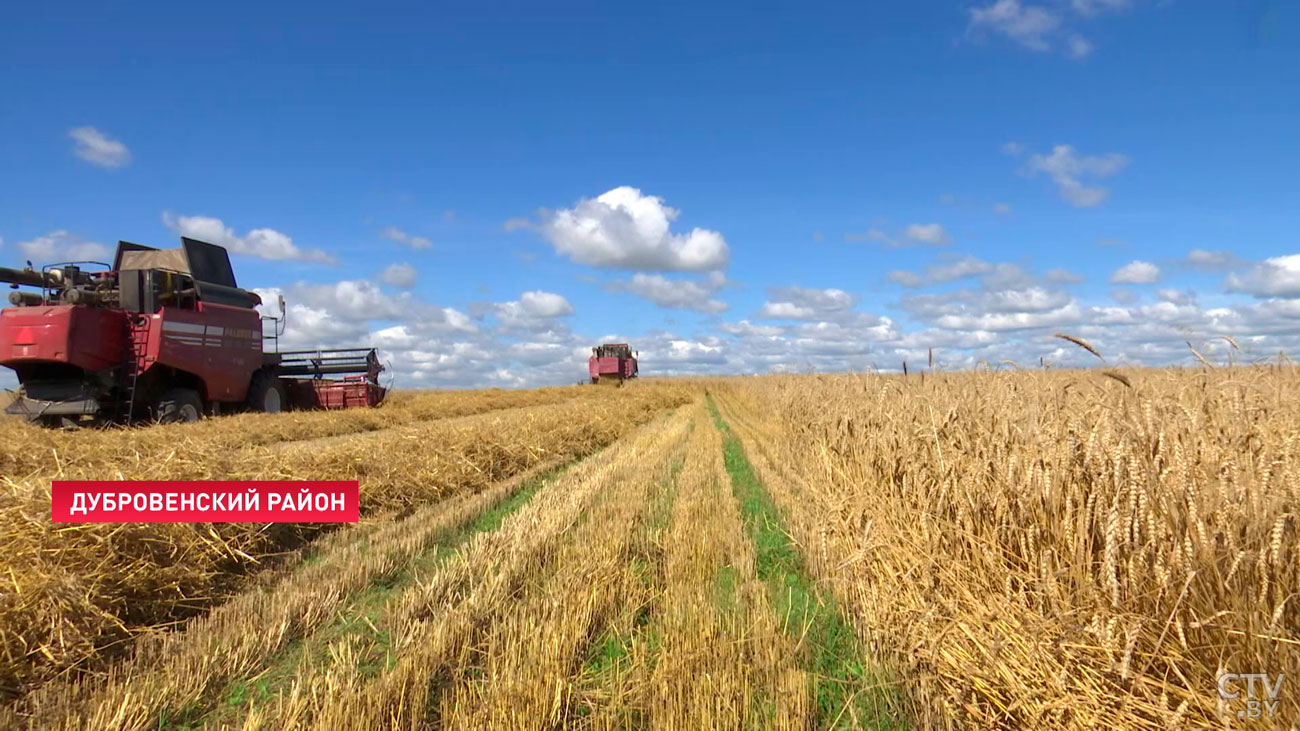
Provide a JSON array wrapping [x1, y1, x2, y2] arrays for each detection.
[[0, 368, 1296, 729]]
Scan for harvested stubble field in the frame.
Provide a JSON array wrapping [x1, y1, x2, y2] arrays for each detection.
[[1, 367, 1297, 729]]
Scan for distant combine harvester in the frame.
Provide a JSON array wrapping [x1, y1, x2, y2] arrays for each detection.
[[588, 343, 638, 385]]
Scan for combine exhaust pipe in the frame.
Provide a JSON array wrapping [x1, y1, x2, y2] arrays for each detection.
[[0, 266, 55, 288]]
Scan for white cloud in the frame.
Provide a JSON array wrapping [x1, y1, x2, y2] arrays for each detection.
[[993, 202, 1013, 215], [889, 270, 926, 288], [534, 186, 729, 271], [930, 255, 995, 284], [378, 262, 417, 288], [887, 255, 993, 288], [1045, 267, 1085, 284], [611, 271, 728, 313], [759, 286, 857, 320], [282, 280, 414, 322], [968, 0, 1123, 58], [905, 223, 953, 246], [518, 291, 574, 318], [1072, 0, 1129, 16], [969, 0, 1062, 52], [491, 290, 576, 332], [1157, 288, 1196, 305], [163, 213, 335, 263], [1226, 255, 1300, 298], [932, 303, 1085, 333], [852, 223, 952, 248], [16, 230, 112, 263], [758, 302, 816, 320], [718, 320, 783, 338], [1111, 260, 1161, 284], [1001, 141, 1026, 156], [889, 256, 1077, 292], [1185, 248, 1242, 272], [1024, 144, 1128, 207], [982, 263, 1035, 290], [1110, 288, 1139, 304], [381, 226, 432, 250], [1067, 34, 1093, 58], [68, 126, 131, 168]]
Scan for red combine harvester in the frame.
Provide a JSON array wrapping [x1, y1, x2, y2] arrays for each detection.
[[588, 343, 638, 385], [0, 237, 387, 427]]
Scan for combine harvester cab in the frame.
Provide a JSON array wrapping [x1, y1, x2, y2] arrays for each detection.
[[588, 342, 638, 385], [0, 237, 386, 427]]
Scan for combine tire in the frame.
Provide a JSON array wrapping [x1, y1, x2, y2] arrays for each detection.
[[247, 370, 287, 413], [155, 388, 203, 424]]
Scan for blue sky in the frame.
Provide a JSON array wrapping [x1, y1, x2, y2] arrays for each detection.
[[2, 1, 1298, 388]]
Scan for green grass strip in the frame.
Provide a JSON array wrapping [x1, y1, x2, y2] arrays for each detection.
[[706, 394, 904, 730], [164, 465, 567, 730]]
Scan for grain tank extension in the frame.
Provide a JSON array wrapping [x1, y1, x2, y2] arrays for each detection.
[[588, 343, 638, 385], [1, 237, 386, 426]]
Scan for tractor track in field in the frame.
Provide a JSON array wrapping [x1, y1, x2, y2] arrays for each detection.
[[11, 394, 905, 730], [8, 454, 579, 730], [250, 401, 563, 454]]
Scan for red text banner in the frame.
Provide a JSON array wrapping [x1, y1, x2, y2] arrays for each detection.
[[52, 481, 360, 523]]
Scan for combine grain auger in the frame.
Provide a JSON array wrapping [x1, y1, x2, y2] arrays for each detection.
[[1, 237, 387, 427]]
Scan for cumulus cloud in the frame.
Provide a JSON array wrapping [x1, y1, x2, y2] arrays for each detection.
[[1226, 255, 1300, 298], [1072, 0, 1128, 15], [888, 255, 993, 288], [930, 255, 996, 284], [1110, 288, 1139, 304], [968, 0, 1125, 58], [905, 223, 953, 246], [1045, 267, 1085, 284], [282, 280, 417, 322], [718, 320, 783, 338], [758, 302, 817, 320], [889, 270, 926, 288], [968, 0, 1062, 52], [381, 226, 433, 250], [759, 286, 856, 320], [532, 186, 729, 271], [490, 291, 576, 332], [1157, 288, 1196, 305], [1184, 248, 1242, 272], [253, 279, 477, 360], [1066, 34, 1093, 58], [163, 213, 335, 263], [609, 271, 728, 313], [378, 262, 417, 288], [68, 126, 131, 168], [16, 230, 112, 263], [252, 251, 1300, 388], [1111, 260, 1161, 284], [1023, 145, 1128, 207], [850, 223, 952, 248], [889, 256, 1080, 292]]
